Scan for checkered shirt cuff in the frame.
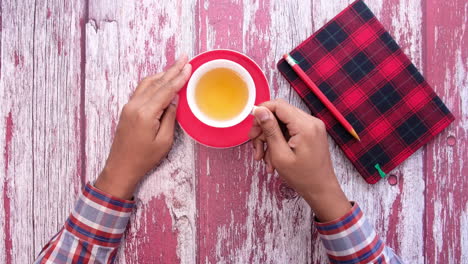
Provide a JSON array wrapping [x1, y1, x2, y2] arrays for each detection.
[[315, 202, 385, 263], [64, 182, 135, 247]]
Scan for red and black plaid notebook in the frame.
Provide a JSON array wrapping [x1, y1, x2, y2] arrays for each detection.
[[277, 0, 454, 184]]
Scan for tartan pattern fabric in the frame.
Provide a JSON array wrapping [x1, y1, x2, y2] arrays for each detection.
[[34, 183, 134, 263], [277, 0, 454, 183], [33, 183, 404, 263], [315, 203, 403, 263]]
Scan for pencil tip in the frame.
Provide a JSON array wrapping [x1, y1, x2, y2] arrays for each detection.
[[350, 129, 361, 141]]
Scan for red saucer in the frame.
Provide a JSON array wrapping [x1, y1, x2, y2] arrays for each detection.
[[177, 50, 270, 148]]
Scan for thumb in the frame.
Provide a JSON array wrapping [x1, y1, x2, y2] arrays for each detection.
[[253, 106, 292, 155]]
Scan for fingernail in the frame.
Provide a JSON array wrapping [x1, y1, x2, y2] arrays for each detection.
[[171, 95, 179, 106], [253, 106, 271, 122], [250, 105, 258, 115]]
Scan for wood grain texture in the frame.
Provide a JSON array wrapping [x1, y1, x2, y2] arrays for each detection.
[[85, 0, 197, 263], [0, 0, 466, 263], [195, 1, 314, 263], [425, 0, 468, 263], [0, 0, 85, 262]]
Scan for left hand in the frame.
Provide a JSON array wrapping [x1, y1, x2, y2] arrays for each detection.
[[95, 55, 192, 199]]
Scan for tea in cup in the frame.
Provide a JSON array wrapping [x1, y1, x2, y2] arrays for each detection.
[[186, 59, 256, 128]]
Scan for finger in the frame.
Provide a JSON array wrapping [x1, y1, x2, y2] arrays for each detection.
[[267, 149, 276, 173], [252, 106, 294, 158], [288, 134, 301, 149], [248, 122, 262, 139], [158, 54, 189, 87], [132, 72, 166, 99], [145, 63, 192, 118], [264, 148, 274, 173], [252, 138, 264, 161], [140, 55, 189, 101], [154, 95, 179, 145], [260, 99, 303, 126]]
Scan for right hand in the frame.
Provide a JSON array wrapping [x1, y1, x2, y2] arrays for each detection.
[[249, 99, 351, 222]]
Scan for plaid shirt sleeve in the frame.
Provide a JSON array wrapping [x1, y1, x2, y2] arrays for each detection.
[[315, 202, 404, 263], [34, 182, 135, 263]]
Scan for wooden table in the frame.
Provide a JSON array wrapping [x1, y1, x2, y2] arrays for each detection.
[[1, 0, 466, 263]]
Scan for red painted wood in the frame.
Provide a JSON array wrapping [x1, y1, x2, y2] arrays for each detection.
[[1, 0, 85, 262], [1, 0, 467, 262], [86, 1, 198, 263], [123, 196, 180, 263], [195, 2, 256, 261], [425, 0, 468, 262], [3, 112, 13, 264], [376, 0, 424, 259], [195, 0, 313, 263]]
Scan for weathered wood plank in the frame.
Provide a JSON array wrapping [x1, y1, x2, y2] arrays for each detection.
[[311, 0, 425, 263], [0, 0, 466, 262], [86, 0, 197, 262], [0, 0, 85, 262], [195, 0, 314, 263], [425, 0, 468, 262], [0, 2, 36, 261]]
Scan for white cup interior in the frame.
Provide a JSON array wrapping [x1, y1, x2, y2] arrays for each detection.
[[186, 59, 256, 128]]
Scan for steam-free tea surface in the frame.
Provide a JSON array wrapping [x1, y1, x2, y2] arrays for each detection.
[[195, 68, 249, 121]]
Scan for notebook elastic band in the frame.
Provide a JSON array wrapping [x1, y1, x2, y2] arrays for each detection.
[[374, 164, 387, 178]]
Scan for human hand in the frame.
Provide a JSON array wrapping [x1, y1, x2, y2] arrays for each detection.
[[249, 99, 351, 222], [95, 55, 192, 200]]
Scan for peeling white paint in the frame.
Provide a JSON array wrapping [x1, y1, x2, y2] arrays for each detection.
[[455, 48, 468, 127], [0, 0, 86, 262], [391, 0, 423, 67], [214, 162, 311, 263], [85, 1, 197, 263], [398, 151, 425, 262], [433, 200, 444, 257], [461, 203, 468, 262], [2, 0, 466, 263]]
